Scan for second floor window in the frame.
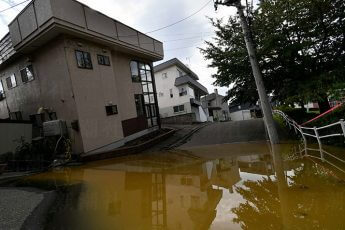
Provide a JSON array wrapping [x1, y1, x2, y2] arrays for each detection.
[[0, 80, 5, 100], [75, 50, 93, 69], [130, 61, 140, 82], [179, 87, 187, 96], [6, 74, 17, 89], [20, 65, 34, 83], [97, 55, 110, 66]]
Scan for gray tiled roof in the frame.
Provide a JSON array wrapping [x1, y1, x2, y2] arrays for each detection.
[[175, 75, 208, 95], [153, 58, 199, 80]]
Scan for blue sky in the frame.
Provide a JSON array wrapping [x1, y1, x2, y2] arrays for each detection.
[[0, 0, 245, 96]]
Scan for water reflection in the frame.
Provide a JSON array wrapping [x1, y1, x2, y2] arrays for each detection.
[[20, 143, 345, 230]]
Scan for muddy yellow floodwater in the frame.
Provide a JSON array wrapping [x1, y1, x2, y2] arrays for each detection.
[[19, 142, 345, 230]]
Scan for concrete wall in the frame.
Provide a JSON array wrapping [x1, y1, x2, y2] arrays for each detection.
[[0, 122, 32, 155], [230, 110, 252, 121], [161, 113, 196, 125]]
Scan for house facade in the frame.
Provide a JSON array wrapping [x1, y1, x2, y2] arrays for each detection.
[[0, 0, 163, 155], [201, 89, 230, 122], [153, 58, 208, 124]]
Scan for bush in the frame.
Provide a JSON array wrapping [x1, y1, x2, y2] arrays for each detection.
[[275, 106, 316, 124]]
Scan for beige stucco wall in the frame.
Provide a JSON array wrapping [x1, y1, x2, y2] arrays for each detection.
[[0, 37, 84, 153], [64, 38, 125, 153]]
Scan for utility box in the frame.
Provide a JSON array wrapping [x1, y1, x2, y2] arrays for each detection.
[[43, 120, 67, 137]]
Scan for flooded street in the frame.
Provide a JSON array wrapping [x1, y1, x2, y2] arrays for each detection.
[[8, 142, 345, 230]]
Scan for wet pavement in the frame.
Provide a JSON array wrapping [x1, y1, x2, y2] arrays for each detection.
[[181, 120, 267, 148], [1, 141, 345, 230]]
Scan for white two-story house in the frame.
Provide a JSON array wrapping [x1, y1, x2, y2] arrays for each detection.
[[154, 58, 208, 124]]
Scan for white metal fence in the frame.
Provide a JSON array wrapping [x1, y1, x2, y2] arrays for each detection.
[[273, 110, 345, 167]]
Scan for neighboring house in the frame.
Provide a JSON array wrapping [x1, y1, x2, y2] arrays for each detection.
[[201, 89, 230, 122], [229, 103, 261, 121], [0, 0, 164, 155], [154, 58, 208, 124]]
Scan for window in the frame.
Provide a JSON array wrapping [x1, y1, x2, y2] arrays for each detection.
[[6, 74, 17, 89], [133, 61, 158, 127], [0, 80, 5, 100], [179, 87, 187, 96], [97, 54, 110, 66], [130, 61, 140, 82], [10, 111, 22, 120], [105, 105, 118, 116], [135, 94, 145, 117], [75, 50, 92, 69], [173, 105, 185, 113], [20, 65, 34, 83], [170, 89, 173, 98], [162, 73, 167, 79]]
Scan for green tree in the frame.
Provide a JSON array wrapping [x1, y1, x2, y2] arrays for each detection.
[[201, 0, 345, 112]]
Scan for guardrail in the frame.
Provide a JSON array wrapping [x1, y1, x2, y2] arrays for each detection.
[[273, 110, 345, 163]]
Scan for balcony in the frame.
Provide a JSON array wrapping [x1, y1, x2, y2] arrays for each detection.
[[175, 75, 208, 95], [7, 0, 163, 61], [0, 34, 15, 65]]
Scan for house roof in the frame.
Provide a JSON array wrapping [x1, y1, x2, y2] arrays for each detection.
[[153, 58, 199, 80], [175, 75, 208, 95]]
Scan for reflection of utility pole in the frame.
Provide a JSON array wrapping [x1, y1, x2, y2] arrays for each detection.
[[214, 0, 279, 144]]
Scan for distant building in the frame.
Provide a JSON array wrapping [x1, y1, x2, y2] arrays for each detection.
[[229, 103, 261, 121], [201, 89, 230, 122], [154, 58, 208, 124], [0, 0, 163, 154]]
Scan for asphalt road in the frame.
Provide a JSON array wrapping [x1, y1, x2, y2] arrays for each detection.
[[181, 119, 267, 148]]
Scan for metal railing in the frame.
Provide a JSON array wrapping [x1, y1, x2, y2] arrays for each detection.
[[274, 110, 345, 163]]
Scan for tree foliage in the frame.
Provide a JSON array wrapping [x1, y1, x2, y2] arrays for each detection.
[[201, 0, 345, 112]]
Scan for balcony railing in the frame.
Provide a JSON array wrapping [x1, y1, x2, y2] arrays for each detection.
[[0, 34, 15, 65]]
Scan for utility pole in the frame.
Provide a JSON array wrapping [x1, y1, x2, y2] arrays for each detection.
[[214, 0, 279, 144]]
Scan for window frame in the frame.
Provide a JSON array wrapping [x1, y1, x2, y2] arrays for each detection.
[[75, 50, 93, 69], [6, 74, 17, 89], [130, 61, 140, 82], [0, 80, 5, 99], [131, 60, 159, 128], [173, 104, 185, 113], [20, 65, 35, 83], [97, 54, 111, 66], [105, 105, 118, 116], [135, 94, 145, 117]]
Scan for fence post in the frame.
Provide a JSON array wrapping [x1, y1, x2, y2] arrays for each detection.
[[301, 127, 308, 155], [314, 127, 324, 161], [340, 119, 345, 138]]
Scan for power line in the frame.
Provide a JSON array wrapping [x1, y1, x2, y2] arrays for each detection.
[[163, 34, 213, 43], [0, 0, 29, 13], [165, 42, 206, 52], [145, 0, 212, 34]]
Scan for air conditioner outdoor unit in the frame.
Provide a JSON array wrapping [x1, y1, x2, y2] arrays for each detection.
[[43, 120, 67, 137]]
